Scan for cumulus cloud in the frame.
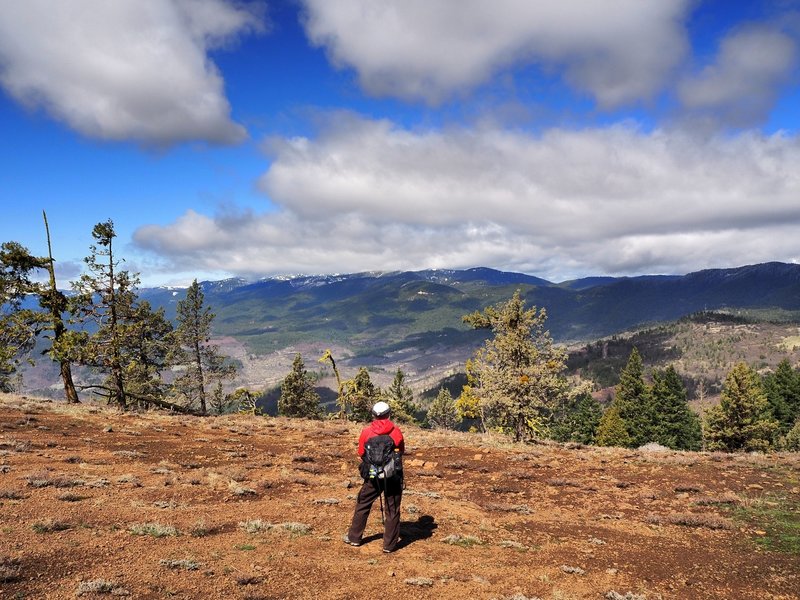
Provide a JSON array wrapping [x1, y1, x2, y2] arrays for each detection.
[[134, 116, 800, 281], [299, 0, 691, 106], [0, 0, 263, 145], [678, 26, 798, 128]]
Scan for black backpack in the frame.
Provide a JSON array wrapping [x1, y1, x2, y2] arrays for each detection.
[[361, 434, 402, 480]]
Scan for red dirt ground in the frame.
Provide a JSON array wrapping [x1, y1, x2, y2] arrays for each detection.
[[0, 394, 798, 600]]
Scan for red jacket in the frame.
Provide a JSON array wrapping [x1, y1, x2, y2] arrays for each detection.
[[357, 418, 404, 457]]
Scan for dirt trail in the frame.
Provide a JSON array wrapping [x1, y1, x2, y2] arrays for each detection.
[[0, 395, 798, 600]]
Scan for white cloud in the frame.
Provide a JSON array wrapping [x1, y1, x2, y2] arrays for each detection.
[[299, 0, 691, 106], [134, 116, 800, 281], [0, 0, 263, 145], [678, 27, 798, 128]]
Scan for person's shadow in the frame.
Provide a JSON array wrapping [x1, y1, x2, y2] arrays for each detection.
[[398, 515, 437, 549], [361, 515, 437, 550]]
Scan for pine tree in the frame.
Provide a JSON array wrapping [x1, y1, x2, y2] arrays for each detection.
[[595, 404, 632, 447], [615, 348, 654, 447], [0, 241, 44, 391], [209, 380, 234, 415], [463, 290, 568, 441], [70, 221, 135, 408], [428, 387, 460, 430], [122, 300, 173, 404], [279, 353, 322, 418], [172, 279, 235, 413], [550, 386, 602, 444], [383, 369, 418, 424], [705, 362, 778, 452], [650, 366, 702, 450]]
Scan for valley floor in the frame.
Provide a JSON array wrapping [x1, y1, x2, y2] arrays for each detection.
[[0, 394, 798, 599]]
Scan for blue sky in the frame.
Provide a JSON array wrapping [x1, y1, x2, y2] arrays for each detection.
[[1, 0, 799, 287]]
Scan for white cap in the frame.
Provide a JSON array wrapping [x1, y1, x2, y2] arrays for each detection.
[[371, 401, 391, 418]]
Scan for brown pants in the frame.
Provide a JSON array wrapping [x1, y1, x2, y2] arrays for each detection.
[[347, 476, 402, 551]]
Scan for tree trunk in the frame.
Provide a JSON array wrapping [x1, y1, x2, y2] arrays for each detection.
[[42, 210, 79, 404], [194, 340, 206, 414]]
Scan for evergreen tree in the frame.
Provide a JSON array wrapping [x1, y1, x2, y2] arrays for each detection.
[[70, 221, 134, 408], [650, 366, 702, 450], [595, 404, 632, 447], [705, 362, 778, 452], [0, 241, 43, 391], [279, 353, 322, 418], [463, 290, 568, 441], [428, 387, 460, 430], [782, 419, 800, 451], [232, 387, 262, 416], [122, 300, 173, 404], [172, 279, 235, 413], [763, 359, 800, 435], [383, 369, 418, 424], [615, 348, 654, 447], [550, 387, 602, 444], [456, 358, 484, 431], [342, 367, 381, 422], [209, 380, 234, 415]]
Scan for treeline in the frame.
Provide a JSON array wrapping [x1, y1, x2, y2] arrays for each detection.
[[592, 349, 800, 451], [1, 217, 235, 413], [3, 220, 799, 452]]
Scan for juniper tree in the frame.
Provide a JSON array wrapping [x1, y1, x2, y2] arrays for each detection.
[[456, 358, 483, 430], [427, 387, 460, 430], [649, 366, 702, 450], [0, 241, 43, 391], [172, 279, 235, 414], [279, 353, 322, 418], [383, 369, 418, 424], [463, 290, 568, 441], [705, 362, 778, 452], [231, 387, 261, 416], [343, 367, 381, 422]]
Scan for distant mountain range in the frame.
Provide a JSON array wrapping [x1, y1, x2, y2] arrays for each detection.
[[138, 262, 800, 356], [21, 261, 800, 397]]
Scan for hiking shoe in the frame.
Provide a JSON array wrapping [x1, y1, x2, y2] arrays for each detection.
[[342, 535, 361, 547]]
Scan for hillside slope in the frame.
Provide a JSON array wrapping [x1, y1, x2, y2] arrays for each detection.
[[1, 395, 798, 599]]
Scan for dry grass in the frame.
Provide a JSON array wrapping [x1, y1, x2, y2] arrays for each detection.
[[0, 557, 21, 582], [646, 512, 733, 530], [129, 522, 179, 537], [75, 579, 129, 596], [32, 518, 72, 533], [693, 493, 741, 506], [159, 558, 200, 571], [441, 534, 484, 547]]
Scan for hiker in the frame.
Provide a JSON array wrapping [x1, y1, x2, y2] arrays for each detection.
[[344, 401, 405, 552]]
